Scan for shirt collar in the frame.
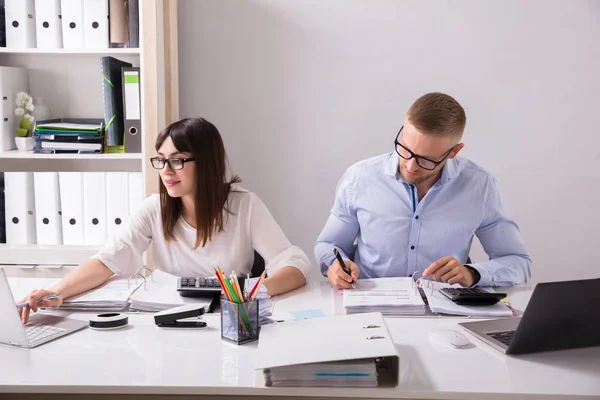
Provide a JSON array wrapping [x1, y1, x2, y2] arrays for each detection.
[[383, 152, 459, 186]]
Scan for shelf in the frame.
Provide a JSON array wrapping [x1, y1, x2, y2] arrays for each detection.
[[0, 150, 144, 172], [0, 48, 140, 56], [0, 244, 102, 265]]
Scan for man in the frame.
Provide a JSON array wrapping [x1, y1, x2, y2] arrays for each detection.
[[315, 92, 531, 289]]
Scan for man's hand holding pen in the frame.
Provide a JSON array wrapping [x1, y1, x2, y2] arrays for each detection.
[[327, 249, 360, 289]]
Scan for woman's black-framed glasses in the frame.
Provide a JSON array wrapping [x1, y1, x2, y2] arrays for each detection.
[[394, 126, 455, 171], [150, 157, 195, 170]]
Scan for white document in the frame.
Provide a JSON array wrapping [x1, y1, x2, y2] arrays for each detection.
[[60, 0, 85, 49], [0, 67, 28, 152], [82, 172, 107, 246], [83, 0, 109, 49], [4, 172, 37, 244], [343, 277, 425, 316], [35, 122, 102, 130], [60, 275, 140, 311], [35, 0, 63, 49], [127, 172, 144, 215], [255, 312, 398, 387], [59, 172, 85, 245], [105, 172, 129, 240], [5, 0, 37, 48], [33, 172, 63, 245], [419, 280, 513, 317]]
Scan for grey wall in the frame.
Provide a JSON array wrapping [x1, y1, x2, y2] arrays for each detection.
[[178, 0, 600, 283]]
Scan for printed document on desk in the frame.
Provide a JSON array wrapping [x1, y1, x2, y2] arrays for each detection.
[[343, 277, 425, 316], [255, 312, 398, 388], [419, 280, 513, 317], [59, 275, 141, 311]]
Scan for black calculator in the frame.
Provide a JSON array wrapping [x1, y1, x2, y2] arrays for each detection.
[[177, 277, 223, 297], [440, 287, 506, 306]]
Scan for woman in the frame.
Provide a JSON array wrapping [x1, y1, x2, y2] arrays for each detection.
[[19, 118, 309, 323]]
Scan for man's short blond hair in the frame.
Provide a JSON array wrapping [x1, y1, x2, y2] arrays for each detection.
[[407, 92, 466, 137]]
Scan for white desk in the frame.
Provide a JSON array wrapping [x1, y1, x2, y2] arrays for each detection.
[[1, 278, 599, 400]]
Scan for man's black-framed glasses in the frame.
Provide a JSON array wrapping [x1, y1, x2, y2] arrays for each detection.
[[150, 157, 195, 170], [394, 126, 455, 171]]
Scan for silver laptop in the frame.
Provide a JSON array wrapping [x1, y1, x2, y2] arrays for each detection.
[[459, 278, 600, 355], [0, 268, 88, 348]]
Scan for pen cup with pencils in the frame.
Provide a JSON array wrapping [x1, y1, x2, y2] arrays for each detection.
[[220, 298, 259, 345]]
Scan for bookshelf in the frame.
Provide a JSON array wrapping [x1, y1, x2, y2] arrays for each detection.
[[0, 0, 179, 270]]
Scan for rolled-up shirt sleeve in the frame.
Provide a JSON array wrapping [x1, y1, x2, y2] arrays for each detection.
[[91, 196, 156, 276], [249, 193, 312, 279]]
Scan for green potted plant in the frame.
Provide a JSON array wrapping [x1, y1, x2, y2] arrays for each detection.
[[14, 92, 35, 151]]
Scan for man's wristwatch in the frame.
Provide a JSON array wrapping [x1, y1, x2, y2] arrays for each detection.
[[464, 264, 481, 286]]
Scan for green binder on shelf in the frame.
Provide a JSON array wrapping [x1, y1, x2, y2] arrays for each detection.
[[101, 56, 133, 147]]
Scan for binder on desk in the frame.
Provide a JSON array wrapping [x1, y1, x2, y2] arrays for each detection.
[[0, 66, 28, 152], [4, 172, 36, 244], [122, 67, 141, 153], [33, 172, 63, 245], [83, 0, 109, 49], [101, 56, 132, 146], [61, 0, 84, 49], [105, 172, 129, 239], [5, 0, 36, 48], [255, 312, 399, 388], [59, 172, 85, 245], [83, 172, 107, 246], [35, 0, 63, 49]]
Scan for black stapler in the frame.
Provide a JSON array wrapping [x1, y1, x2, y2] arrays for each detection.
[[154, 304, 207, 328]]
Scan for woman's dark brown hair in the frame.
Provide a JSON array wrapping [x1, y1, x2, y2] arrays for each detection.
[[155, 118, 240, 249]]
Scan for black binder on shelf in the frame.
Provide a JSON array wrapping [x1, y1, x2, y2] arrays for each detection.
[[101, 57, 132, 146]]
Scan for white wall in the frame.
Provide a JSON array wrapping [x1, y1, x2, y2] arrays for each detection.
[[178, 0, 600, 283]]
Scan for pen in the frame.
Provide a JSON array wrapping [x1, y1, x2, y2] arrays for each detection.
[[16, 294, 61, 309], [333, 248, 356, 289]]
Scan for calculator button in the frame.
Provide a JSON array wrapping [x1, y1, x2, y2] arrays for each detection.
[[199, 278, 206, 287], [207, 280, 214, 287]]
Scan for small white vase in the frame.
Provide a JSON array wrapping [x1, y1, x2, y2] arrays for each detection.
[[15, 136, 34, 151], [32, 97, 50, 122]]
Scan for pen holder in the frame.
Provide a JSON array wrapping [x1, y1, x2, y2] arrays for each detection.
[[220, 298, 260, 345]]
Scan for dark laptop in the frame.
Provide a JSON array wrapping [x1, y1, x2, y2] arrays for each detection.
[[459, 278, 600, 355]]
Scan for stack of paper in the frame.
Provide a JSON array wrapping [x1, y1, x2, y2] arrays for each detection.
[[129, 270, 211, 312], [255, 312, 398, 388], [419, 281, 513, 317], [59, 276, 139, 311], [343, 277, 426, 316], [264, 359, 379, 387]]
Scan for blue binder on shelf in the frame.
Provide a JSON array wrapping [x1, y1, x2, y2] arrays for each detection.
[[101, 56, 132, 147]]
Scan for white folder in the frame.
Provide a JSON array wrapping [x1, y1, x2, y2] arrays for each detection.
[[5, 0, 37, 49], [83, 0, 109, 49], [35, 0, 63, 49], [61, 0, 85, 49], [254, 312, 399, 387], [128, 172, 143, 216], [83, 172, 107, 246], [59, 172, 85, 245], [106, 172, 129, 240], [33, 172, 63, 245], [4, 172, 37, 244]]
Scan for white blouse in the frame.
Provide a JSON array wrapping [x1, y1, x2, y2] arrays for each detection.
[[92, 186, 312, 279]]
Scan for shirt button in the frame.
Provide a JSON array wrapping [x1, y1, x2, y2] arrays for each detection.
[[410, 246, 415, 250], [415, 215, 419, 219]]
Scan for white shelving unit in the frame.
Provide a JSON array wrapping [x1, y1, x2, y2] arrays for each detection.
[[0, 0, 179, 270]]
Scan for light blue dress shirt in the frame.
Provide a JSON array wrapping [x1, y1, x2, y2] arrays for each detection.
[[314, 153, 531, 287]]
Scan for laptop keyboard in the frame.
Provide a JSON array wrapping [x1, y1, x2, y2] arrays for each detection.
[[487, 330, 516, 346], [25, 324, 66, 345]]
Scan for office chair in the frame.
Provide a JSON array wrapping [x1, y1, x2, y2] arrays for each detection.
[[250, 250, 265, 278]]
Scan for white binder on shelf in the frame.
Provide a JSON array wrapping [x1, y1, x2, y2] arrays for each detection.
[[60, 0, 85, 49], [106, 172, 129, 240], [128, 172, 143, 215], [0, 67, 28, 152], [255, 312, 399, 388], [83, 0, 109, 49], [83, 172, 107, 246], [4, 172, 37, 245], [33, 172, 63, 245], [5, 0, 37, 49], [34, 0, 63, 49], [59, 172, 85, 245]]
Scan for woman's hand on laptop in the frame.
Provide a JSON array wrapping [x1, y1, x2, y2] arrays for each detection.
[[17, 289, 63, 324]]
